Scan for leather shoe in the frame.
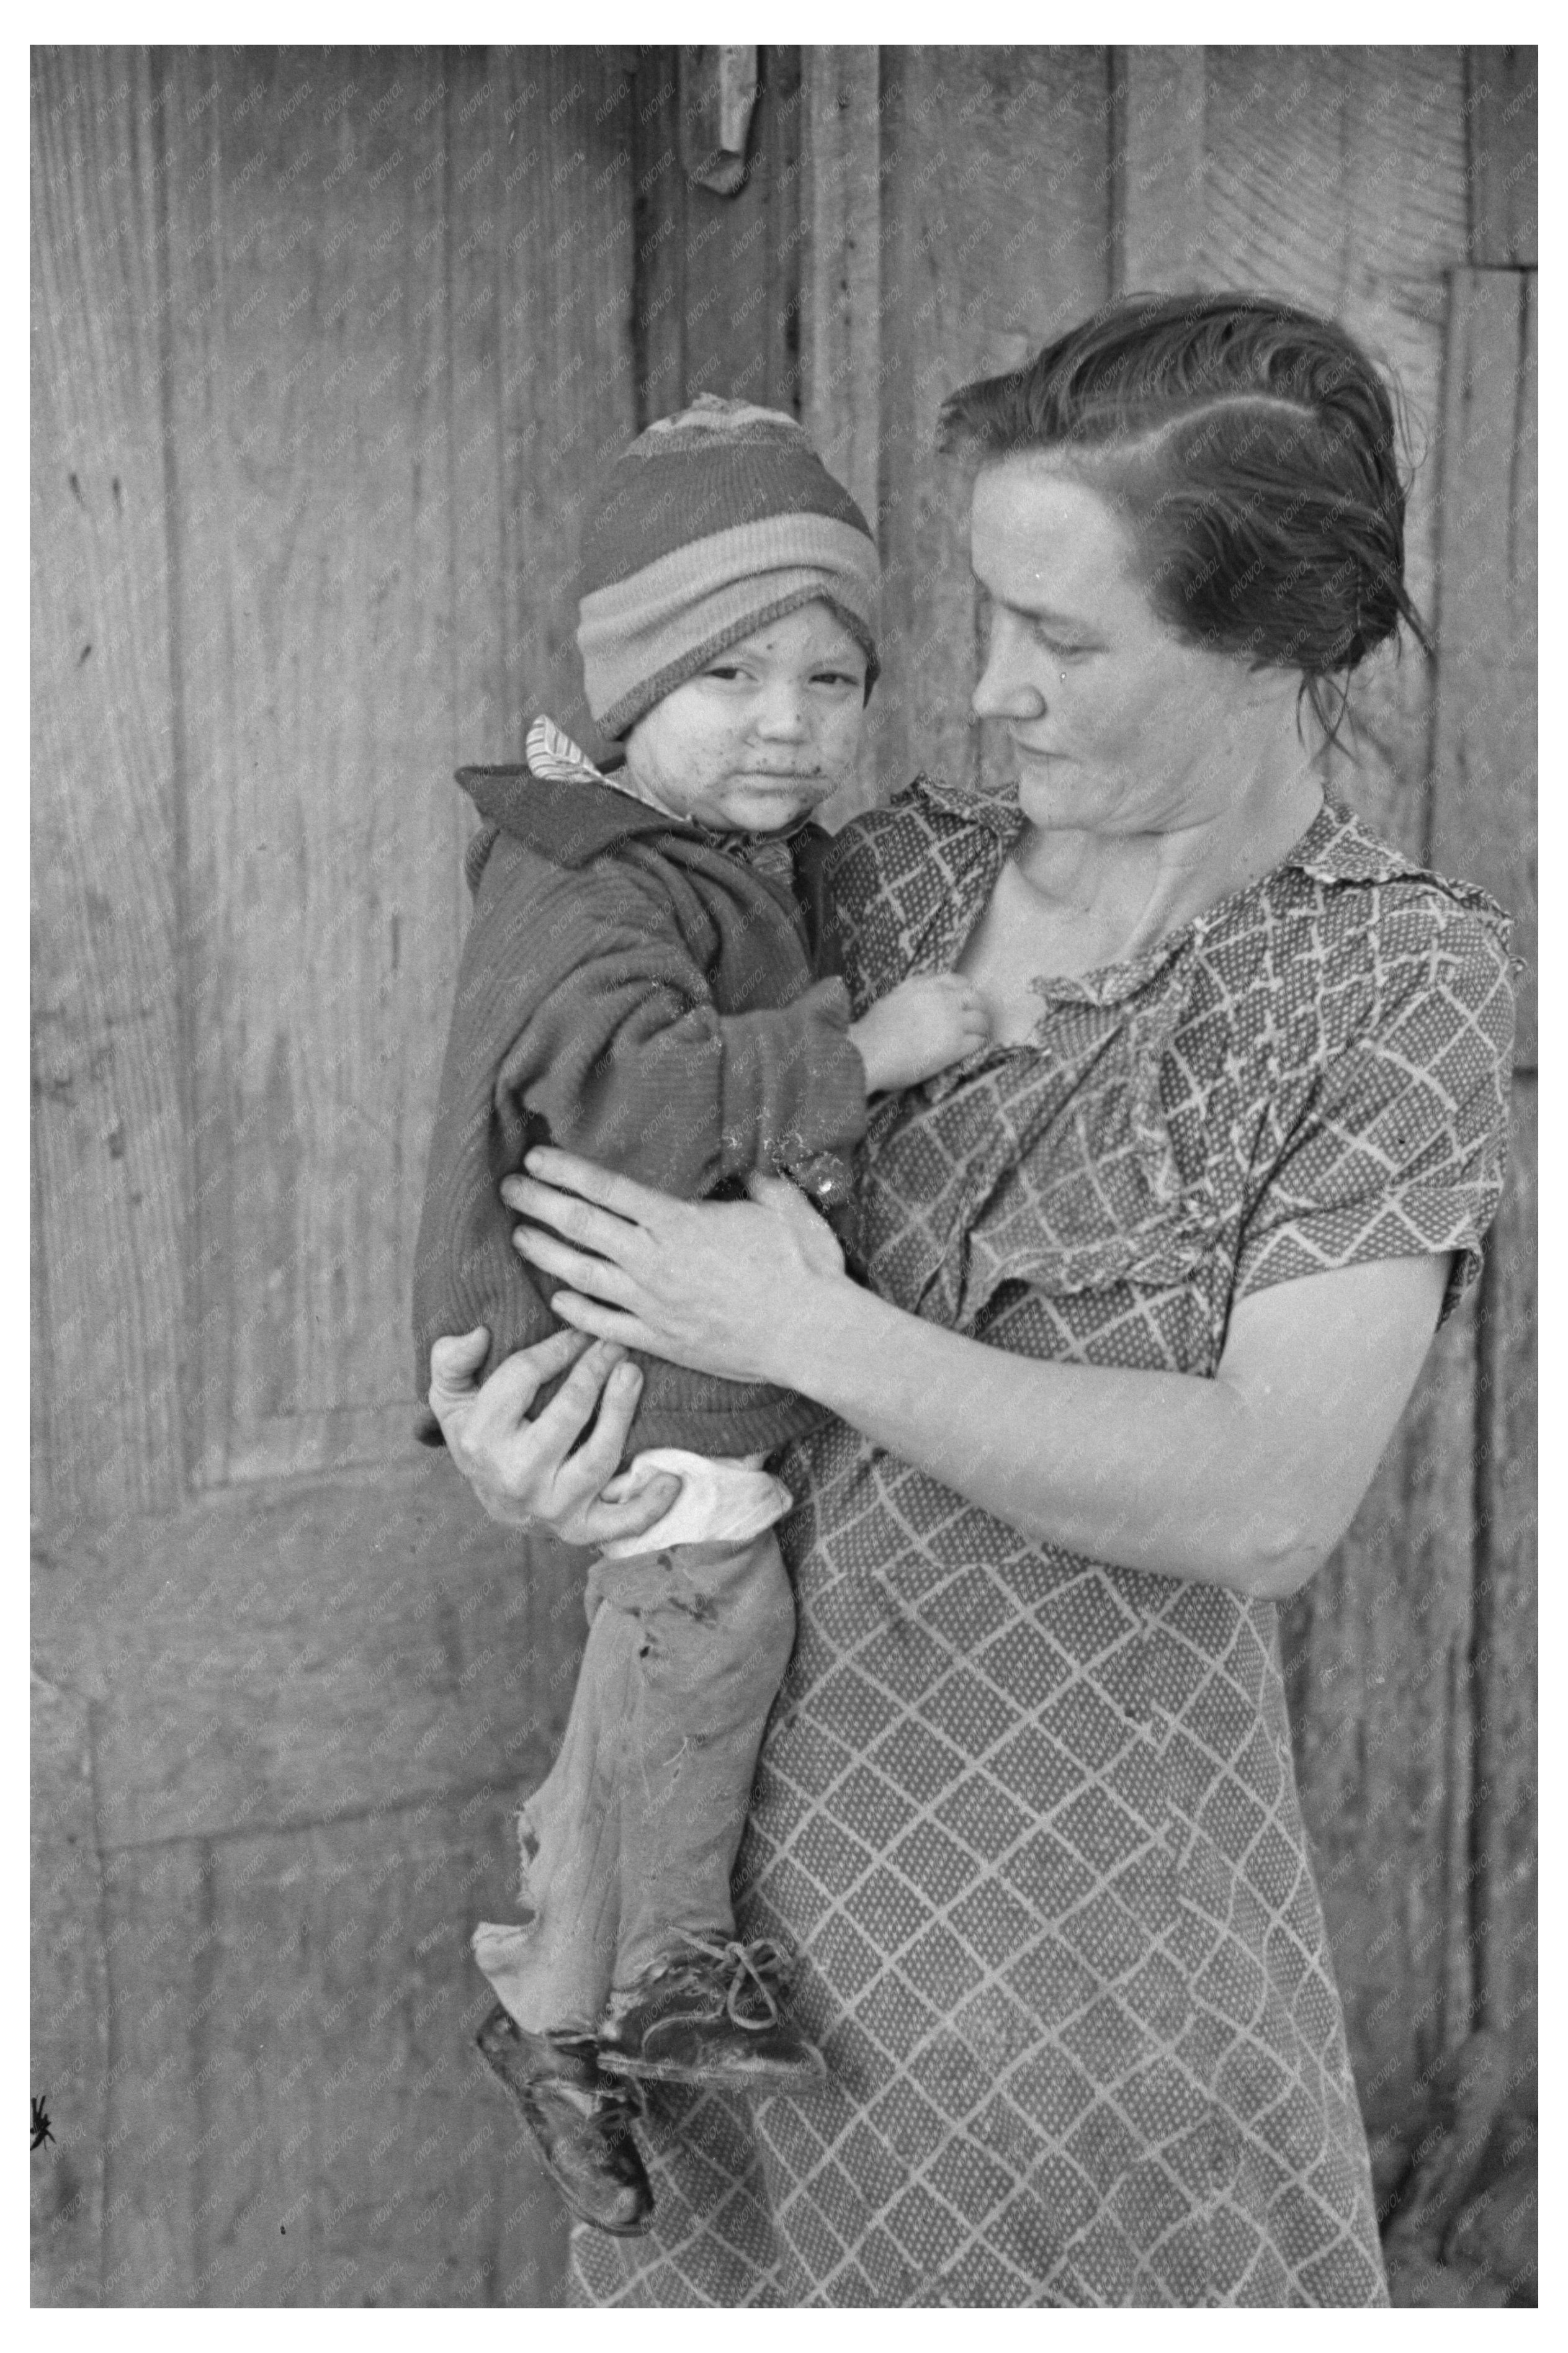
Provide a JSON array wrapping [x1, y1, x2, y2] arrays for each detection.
[[475, 2004, 653, 2236], [597, 1934, 828, 2091]]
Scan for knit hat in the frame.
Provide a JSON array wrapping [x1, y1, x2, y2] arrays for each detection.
[[576, 395, 881, 739]]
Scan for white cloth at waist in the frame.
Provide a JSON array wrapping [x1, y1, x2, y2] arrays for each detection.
[[597, 1448, 792, 1557]]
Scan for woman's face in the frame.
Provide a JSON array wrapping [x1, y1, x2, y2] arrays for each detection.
[[622, 601, 869, 834], [968, 457, 1286, 836]]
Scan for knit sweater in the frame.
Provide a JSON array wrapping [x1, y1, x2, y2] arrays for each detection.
[[411, 760, 869, 1456]]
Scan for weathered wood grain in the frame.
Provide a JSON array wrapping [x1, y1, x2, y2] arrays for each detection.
[[1430, 268, 1537, 1067], [877, 47, 1113, 804], [154, 48, 638, 1485], [91, 1798, 570, 2305], [161, 48, 481, 1481], [1467, 48, 1537, 267], [30, 1454, 588, 1853], [30, 1667, 108, 2305], [205, 1802, 567, 2304], [627, 43, 805, 444], [1111, 47, 1207, 295], [99, 1840, 206, 2303], [30, 46, 189, 1520], [630, 51, 686, 431], [687, 43, 800, 411], [1281, 1289, 1480, 2138], [802, 46, 884, 829], [1469, 1076, 1536, 2079], [32, 1441, 592, 2304], [676, 45, 801, 412], [491, 50, 637, 763], [222, 1401, 428, 1486], [801, 48, 882, 532], [31, 1114, 53, 1515]]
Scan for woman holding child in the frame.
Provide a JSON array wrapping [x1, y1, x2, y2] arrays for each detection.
[[427, 294, 1515, 2306]]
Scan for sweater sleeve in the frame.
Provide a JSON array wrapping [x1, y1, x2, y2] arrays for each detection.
[[489, 855, 869, 1195], [411, 834, 853, 1454]]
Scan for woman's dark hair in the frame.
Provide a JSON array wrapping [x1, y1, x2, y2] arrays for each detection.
[[938, 292, 1431, 739]]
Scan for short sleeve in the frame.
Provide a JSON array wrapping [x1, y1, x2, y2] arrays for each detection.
[[1235, 892, 1516, 1324]]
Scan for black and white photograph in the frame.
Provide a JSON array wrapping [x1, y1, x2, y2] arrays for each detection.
[[30, 29, 1538, 2310]]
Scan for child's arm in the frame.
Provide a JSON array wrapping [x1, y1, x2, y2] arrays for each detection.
[[413, 842, 868, 1435], [496, 860, 868, 1191], [848, 974, 991, 1093]]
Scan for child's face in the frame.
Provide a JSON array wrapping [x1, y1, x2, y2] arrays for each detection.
[[622, 602, 869, 833]]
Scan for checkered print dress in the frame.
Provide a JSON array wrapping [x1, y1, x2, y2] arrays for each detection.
[[570, 779, 1514, 2308]]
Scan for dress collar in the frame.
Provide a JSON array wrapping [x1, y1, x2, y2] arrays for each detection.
[[899, 774, 1441, 1013], [904, 768, 1418, 888]]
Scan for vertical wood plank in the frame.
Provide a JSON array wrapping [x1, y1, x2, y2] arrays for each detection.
[[164, 47, 481, 1479], [30, 47, 189, 1518], [189, 1803, 567, 2305], [877, 47, 1113, 805], [760, 48, 807, 417], [1112, 47, 1207, 295], [29, 1455, 583, 1852], [493, 50, 638, 757], [36, 1450, 591, 2304], [419, 56, 513, 933], [158, 48, 636, 1481], [802, 46, 882, 827], [664, 45, 805, 416], [1467, 47, 1538, 266], [1430, 268, 1537, 1066], [30, 1113, 53, 1520], [100, 1840, 207, 2303], [30, 1668, 108, 2305], [800, 47, 882, 526], [94, 1806, 570, 2305], [1470, 1075, 1536, 2079], [630, 50, 685, 429], [1281, 1294, 1480, 2136]]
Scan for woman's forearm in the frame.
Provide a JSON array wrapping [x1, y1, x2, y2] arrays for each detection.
[[500, 1151, 1446, 1600], [784, 1279, 1323, 1597]]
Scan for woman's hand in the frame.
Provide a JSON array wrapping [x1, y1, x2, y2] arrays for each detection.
[[500, 1148, 849, 1387], [426, 1325, 681, 1547]]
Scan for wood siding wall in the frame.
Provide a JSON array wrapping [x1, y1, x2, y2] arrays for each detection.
[[32, 45, 1534, 2305]]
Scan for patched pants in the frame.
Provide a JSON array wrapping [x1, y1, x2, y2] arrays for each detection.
[[473, 1529, 795, 2037]]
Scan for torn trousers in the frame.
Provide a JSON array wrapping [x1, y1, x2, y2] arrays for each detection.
[[473, 1530, 796, 2038]]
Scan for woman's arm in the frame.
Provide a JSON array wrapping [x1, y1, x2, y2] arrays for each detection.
[[503, 1149, 1448, 1600]]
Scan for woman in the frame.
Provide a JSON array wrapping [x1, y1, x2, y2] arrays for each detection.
[[429, 295, 1515, 2306]]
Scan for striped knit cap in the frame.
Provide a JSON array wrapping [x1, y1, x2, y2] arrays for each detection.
[[577, 395, 880, 740]]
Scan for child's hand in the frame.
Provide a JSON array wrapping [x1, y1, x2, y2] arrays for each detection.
[[848, 974, 992, 1094]]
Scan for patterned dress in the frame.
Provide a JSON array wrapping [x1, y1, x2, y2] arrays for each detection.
[[570, 778, 1515, 2308]]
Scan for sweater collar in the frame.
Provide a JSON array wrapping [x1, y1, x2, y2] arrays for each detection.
[[459, 761, 693, 870], [460, 715, 817, 877]]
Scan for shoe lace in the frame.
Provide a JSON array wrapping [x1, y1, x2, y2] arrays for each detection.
[[676, 1931, 795, 2033]]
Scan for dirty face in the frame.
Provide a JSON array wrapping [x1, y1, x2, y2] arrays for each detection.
[[622, 601, 869, 833]]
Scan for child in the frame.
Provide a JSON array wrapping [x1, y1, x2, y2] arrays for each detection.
[[412, 398, 988, 2237]]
